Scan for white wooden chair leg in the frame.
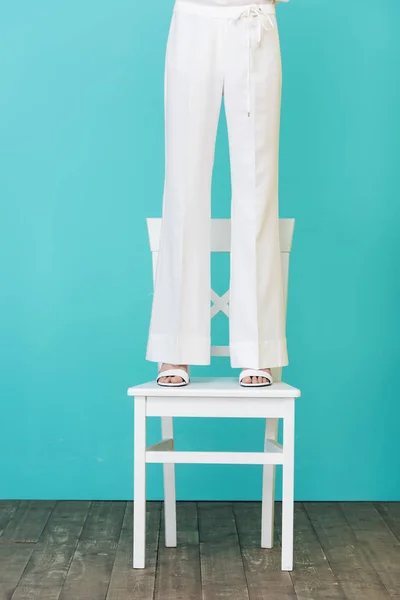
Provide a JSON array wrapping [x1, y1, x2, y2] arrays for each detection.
[[281, 402, 295, 571], [161, 416, 177, 547], [133, 396, 146, 568], [261, 417, 278, 548]]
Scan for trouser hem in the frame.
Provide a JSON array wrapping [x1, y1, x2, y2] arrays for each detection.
[[146, 334, 211, 366], [229, 339, 289, 368]]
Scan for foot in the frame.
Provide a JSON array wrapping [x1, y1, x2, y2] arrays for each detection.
[[241, 367, 272, 385], [158, 363, 189, 384]]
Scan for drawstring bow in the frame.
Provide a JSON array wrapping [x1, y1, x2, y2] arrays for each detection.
[[235, 5, 275, 117]]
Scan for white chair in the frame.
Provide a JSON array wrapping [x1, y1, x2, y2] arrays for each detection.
[[127, 217, 301, 570]]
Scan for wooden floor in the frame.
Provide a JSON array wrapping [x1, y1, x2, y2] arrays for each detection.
[[0, 501, 399, 600]]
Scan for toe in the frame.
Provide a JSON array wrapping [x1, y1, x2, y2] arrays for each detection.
[[170, 376, 183, 384]]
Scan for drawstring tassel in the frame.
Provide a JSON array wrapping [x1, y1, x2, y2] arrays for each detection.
[[236, 5, 275, 117]]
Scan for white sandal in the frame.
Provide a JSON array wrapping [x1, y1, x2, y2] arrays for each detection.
[[157, 367, 190, 387], [239, 369, 273, 387]]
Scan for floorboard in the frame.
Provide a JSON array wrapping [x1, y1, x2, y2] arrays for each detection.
[[1, 501, 55, 543], [340, 502, 400, 600], [106, 501, 160, 600], [199, 502, 249, 600], [0, 502, 20, 538], [234, 502, 296, 600], [275, 503, 344, 600], [304, 502, 392, 600]]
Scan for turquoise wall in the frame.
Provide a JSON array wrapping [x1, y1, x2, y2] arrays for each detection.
[[1, 0, 399, 501]]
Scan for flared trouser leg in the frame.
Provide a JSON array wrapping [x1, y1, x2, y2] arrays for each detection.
[[145, 7, 224, 365], [224, 9, 289, 368]]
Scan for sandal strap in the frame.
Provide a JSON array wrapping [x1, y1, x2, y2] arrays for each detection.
[[239, 369, 273, 384], [157, 368, 190, 383]]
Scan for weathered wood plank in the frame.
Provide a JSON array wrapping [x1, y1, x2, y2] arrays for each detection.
[[198, 502, 249, 600], [0, 543, 35, 584], [17, 501, 91, 588], [79, 501, 126, 543], [340, 503, 399, 545], [341, 502, 400, 600], [106, 501, 161, 600], [234, 501, 280, 545], [0, 502, 20, 538], [0, 582, 16, 600], [38, 501, 92, 545], [234, 502, 296, 600], [1, 501, 55, 543], [58, 501, 125, 600], [274, 503, 344, 600], [198, 502, 236, 543], [304, 502, 391, 600], [160, 502, 199, 546], [58, 539, 118, 600], [151, 498, 200, 600], [154, 544, 201, 600], [375, 503, 400, 543], [16, 543, 76, 590], [10, 585, 61, 600]]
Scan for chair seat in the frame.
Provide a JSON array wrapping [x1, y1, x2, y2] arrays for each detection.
[[127, 377, 300, 418], [128, 376, 301, 398]]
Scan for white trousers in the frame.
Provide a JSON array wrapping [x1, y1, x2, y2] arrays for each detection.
[[145, 0, 289, 369]]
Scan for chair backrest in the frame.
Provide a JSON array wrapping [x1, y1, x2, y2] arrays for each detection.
[[147, 218, 295, 383]]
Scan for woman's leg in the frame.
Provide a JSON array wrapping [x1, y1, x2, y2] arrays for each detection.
[[224, 8, 289, 374], [146, 4, 224, 371]]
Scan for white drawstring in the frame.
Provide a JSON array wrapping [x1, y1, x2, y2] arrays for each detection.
[[235, 5, 275, 117]]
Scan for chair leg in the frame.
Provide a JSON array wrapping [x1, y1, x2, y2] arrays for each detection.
[[281, 403, 295, 571], [133, 396, 146, 568], [261, 418, 278, 548], [161, 416, 177, 547]]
